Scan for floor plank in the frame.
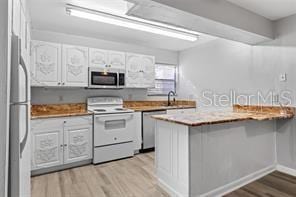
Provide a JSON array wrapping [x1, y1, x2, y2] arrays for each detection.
[[31, 152, 167, 197], [32, 153, 296, 197], [225, 171, 296, 197]]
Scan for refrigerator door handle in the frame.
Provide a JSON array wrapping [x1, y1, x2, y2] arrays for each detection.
[[19, 103, 29, 158], [19, 48, 29, 104]]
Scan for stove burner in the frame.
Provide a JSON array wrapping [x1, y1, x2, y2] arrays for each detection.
[[94, 109, 107, 112], [115, 108, 128, 111]]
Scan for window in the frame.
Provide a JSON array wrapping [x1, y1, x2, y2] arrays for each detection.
[[148, 64, 177, 96]]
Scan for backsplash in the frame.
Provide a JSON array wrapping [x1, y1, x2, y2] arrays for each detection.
[[31, 87, 170, 104]]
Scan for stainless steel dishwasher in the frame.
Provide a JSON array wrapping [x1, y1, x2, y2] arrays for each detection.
[[142, 110, 167, 150]]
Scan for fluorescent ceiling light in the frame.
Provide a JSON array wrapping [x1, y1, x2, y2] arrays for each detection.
[[66, 7, 198, 42]]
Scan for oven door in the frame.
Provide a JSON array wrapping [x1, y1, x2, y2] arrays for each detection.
[[89, 69, 118, 88], [94, 113, 135, 146]]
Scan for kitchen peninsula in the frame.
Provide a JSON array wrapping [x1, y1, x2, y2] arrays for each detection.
[[152, 105, 295, 197]]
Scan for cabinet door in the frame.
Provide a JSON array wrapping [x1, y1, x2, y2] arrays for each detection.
[[126, 53, 142, 87], [62, 45, 89, 87], [64, 125, 92, 164], [141, 55, 155, 88], [31, 41, 62, 86], [89, 48, 108, 68], [12, 0, 21, 36], [108, 50, 125, 69], [31, 127, 63, 170]]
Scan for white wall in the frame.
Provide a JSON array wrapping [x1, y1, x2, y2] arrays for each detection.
[[178, 13, 296, 170], [31, 30, 179, 104], [177, 38, 276, 109], [267, 14, 296, 170]]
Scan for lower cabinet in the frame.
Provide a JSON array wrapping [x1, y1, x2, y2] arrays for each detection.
[[31, 126, 64, 169], [31, 115, 92, 171], [63, 124, 92, 164]]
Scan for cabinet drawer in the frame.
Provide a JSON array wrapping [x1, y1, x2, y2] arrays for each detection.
[[93, 142, 134, 164], [31, 118, 64, 131], [64, 115, 92, 127]]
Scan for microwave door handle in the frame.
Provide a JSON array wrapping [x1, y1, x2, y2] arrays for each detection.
[[117, 72, 119, 88]]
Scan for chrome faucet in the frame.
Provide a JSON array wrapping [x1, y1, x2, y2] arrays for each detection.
[[168, 91, 176, 106]]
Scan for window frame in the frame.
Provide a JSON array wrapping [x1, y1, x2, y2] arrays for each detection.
[[148, 63, 177, 96]]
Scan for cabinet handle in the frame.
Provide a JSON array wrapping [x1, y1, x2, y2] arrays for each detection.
[[60, 144, 63, 147], [62, 82, 65, 85], [64, 144, 68, 147], [64, 121, 67, 123], [58, 82, 61, 85]]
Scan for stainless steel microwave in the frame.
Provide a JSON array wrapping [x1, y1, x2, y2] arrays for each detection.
[[88, 67, 125, 89]]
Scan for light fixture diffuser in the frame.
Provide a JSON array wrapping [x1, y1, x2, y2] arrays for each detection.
[[66, 7, 198, 42]]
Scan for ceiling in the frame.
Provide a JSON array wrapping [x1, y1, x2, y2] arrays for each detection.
[[226, 0, 296, 20], [28, 0, 216, 51]]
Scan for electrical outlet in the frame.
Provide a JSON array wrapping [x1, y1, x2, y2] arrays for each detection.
[[272, 94, 279, 104], [279, 73, 287, 82]]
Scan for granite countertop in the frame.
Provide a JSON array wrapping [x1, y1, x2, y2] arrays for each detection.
[[31, 100, 196, 119], [127, 105, 196, 112], [152, 105, 295, 127], [123, 100, 196, 112], [31, 103, 93, 120]]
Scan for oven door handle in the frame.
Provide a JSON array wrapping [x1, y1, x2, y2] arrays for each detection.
[[117, 72, 119, 88], [95, 114, 134, 122]]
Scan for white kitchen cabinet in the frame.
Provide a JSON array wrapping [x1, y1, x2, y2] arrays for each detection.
[[89, 48, 125, 70], [166, 108, 196, 115], [31, 124, 64, 170], [62, 45, 89, 87], [64, 124, 92, 164], [89, 48, 108, 68], [31, 116, 93, 171], [31, 41, 62, 86], [142, 55, 155, 87], [108, 50, 126, 69], [126, 53, 155, 88]]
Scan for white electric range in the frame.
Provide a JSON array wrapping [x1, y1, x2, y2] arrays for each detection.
[[88, 97, 135, 164]]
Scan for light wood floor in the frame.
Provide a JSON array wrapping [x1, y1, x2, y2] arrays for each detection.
[[32, 153, 296, 197], [31, 152, 169, 197], [225, 171, 296, 197]]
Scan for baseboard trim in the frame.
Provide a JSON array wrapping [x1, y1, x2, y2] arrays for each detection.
[[158, 178, 188, 197], [200, 165, 276, 197], [276, 165, 296, 177], [157, 165, 276, 197]]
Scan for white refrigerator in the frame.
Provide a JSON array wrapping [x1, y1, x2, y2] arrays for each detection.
[[9, 34, 31, 197]]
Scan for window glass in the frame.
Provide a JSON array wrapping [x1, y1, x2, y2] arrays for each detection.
[[148, 64, 176, 96]]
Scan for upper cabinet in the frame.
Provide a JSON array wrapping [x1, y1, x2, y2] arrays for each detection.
[[89, 48, 125, 70], [126, 53, 155, 88], [62, 45, 89, 87], [31, 42, 89, 87], [30, 41, 156, 89], [31, 41, 62, 86]]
